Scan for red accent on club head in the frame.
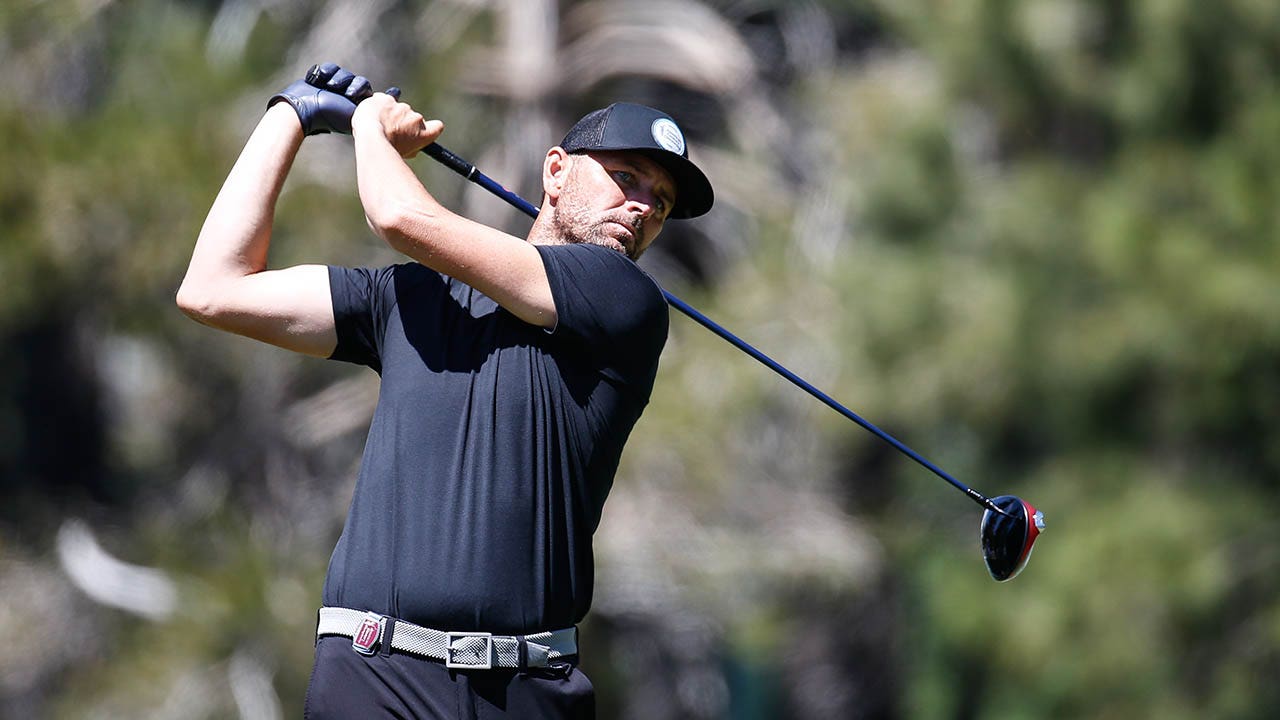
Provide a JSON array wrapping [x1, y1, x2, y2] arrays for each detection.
[[1013, 498, 1042, 571]]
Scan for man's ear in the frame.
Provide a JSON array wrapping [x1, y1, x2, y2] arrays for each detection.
[[543, 147, 571, 201]]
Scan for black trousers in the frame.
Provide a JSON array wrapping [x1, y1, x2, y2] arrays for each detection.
[[303, 637, 596, 719]]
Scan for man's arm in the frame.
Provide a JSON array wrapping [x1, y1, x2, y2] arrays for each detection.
[[350, 94, 557, 329], [176, 102, 338, 357]]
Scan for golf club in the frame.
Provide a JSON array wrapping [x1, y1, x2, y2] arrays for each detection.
[[344, 75, 1045, 580]]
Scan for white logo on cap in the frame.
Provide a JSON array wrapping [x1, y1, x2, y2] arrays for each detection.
[[651, 118, 686, 156]]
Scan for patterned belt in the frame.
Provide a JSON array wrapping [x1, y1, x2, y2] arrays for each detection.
[[316, 606, 578, 670]]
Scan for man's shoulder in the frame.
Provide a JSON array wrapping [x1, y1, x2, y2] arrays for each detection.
[[537, 243, 664, 294], [339, 261, 447, 291], [330, 262, 461, 321], [536, 243, 669, 352]]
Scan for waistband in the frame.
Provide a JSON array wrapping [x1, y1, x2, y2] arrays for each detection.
[[316, 606, 578, 670]]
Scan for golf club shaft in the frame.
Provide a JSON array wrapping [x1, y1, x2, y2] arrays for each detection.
[[421, 142, 1003, 515]]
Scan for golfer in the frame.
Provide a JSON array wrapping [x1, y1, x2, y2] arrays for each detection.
[[177, 65, 713, 718]]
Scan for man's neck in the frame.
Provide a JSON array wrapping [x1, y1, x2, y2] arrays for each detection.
[[526, 214, 565, 247]]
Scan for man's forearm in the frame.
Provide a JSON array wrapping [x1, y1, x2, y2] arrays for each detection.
[[350, 100, 556, 328], [351, 114, 450, 251], [179, 103, 304, 306]]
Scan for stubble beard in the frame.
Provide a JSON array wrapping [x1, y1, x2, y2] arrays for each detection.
[[551, 173, 643, 261]]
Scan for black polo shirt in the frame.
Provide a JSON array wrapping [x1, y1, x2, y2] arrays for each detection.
[[322, 242, 668, 635]]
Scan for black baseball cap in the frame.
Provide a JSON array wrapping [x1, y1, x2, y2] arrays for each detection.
[[560, 102, 714, 219]]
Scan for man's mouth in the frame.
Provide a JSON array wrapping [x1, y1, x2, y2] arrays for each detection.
[[606, 220, 638, 255], [607, 220, 636, 237]]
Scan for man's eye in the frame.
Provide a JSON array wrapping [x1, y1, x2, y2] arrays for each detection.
[[614, 171, 634, 184]]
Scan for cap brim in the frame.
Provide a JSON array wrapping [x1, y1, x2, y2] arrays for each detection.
[[632, 149, 714, 219]]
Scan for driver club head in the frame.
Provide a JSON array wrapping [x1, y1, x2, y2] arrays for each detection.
[[980, 495, 1045, 581]]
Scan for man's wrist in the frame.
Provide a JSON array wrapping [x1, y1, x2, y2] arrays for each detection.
[[266, 100, 305, 137], [349, 103, 382, 140]]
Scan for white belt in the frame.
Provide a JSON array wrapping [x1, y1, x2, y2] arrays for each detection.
[[316, 606, 578, 670]]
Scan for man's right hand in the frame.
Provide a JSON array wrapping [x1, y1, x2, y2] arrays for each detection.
[[268, 63, 373, 136], [352, 92, 444, 158]]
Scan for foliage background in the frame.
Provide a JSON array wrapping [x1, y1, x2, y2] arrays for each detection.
[[2, 0, 1279, 717]]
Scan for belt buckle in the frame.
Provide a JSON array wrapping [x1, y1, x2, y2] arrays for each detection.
[[445, 631, 493, 669], [351, 612, 385, 656]]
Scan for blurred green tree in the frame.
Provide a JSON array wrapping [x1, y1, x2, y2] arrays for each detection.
[[2, 0, 1279, 718]]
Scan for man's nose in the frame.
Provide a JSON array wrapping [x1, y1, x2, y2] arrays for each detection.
[[626, 193, 657, 218]]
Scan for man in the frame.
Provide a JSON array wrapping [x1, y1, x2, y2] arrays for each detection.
[[177, 65, 713, 718]]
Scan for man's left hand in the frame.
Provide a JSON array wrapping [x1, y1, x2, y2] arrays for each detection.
[[268, 63, 374, 136]]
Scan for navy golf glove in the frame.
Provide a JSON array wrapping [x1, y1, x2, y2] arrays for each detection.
[[268, 63, 374, 135]]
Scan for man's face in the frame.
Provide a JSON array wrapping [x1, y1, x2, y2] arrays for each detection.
[[551, 150, 676, 261]]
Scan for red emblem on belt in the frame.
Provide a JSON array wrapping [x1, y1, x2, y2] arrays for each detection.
[[352, 614, 382, 655]]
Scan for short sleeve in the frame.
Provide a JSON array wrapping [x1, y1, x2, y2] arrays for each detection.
[[328, 265, 397, 372], [536, 243, 669, 379]]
